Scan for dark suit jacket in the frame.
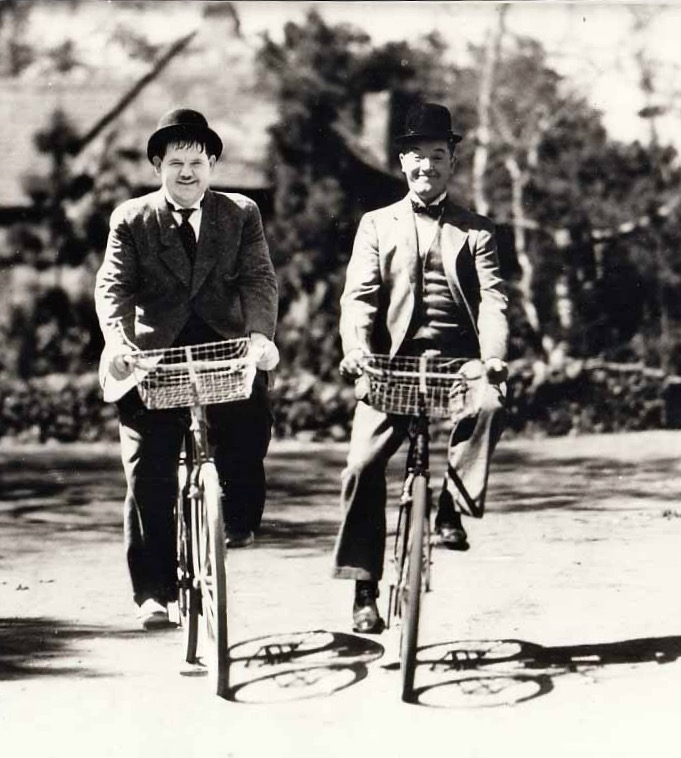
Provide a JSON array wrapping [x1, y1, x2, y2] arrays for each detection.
[[95, 189, 278, 401], [340, 195, 508, 360]]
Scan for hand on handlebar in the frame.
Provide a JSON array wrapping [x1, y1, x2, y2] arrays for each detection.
[[484, 357, 508, 384], [249, 332, 280, 371], [109, 351, 134, 380], [339, 348, 367, 379]]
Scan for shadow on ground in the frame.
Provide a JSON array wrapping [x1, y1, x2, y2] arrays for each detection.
[[225, 629, 384, 703], [1, 440, 679, 544], [0, 616, 150, 680], [490, 448, 681, 511], [407, 634, 681, 708]]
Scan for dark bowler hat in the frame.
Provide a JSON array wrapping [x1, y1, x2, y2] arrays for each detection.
[[146, 108, 223, 163], [395, 102, 462, 146]]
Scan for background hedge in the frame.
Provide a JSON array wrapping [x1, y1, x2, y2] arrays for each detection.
[[1, 360, 677, 444]]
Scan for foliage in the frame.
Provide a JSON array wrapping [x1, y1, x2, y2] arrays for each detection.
[[258, 11, 454, 381], [0, 108, 139, 380], [1, 6, 680, 443]]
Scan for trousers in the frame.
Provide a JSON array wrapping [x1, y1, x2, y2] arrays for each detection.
[[332, 376, 505, 581], [117, 371, 272, 605]]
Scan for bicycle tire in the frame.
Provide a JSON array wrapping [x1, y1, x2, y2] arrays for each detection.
[[194, 461, 229, 697], [391, 498, 412, 624], [176, 462, 200, 663], [400, 474, 428, 703]]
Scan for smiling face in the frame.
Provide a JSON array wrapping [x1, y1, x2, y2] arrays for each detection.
[[153, 141, 216, 207], [399, 138, 455, 203]]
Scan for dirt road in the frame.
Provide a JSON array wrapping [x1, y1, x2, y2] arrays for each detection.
[[1, 431, 681, 758]]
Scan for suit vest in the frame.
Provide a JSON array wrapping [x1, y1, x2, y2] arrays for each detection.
[[406, 224, 473, 356]]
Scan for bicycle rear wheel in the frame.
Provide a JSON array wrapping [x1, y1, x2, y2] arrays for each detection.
[[193, 461, 229, 697], [176, 460, 199, 663], [400, 474, 428, 703]]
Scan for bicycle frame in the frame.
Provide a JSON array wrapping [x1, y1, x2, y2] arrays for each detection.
[[128, 338, 253, 699], [387, 410, 433, 629]]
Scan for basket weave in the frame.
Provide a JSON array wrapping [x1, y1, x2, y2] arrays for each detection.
[[132, 338, 254, 410]]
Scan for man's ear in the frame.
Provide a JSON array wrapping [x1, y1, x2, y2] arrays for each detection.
[[152, 156, 162, 176], [209, 155, 217, 170]]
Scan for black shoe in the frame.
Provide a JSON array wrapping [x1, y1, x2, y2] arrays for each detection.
[[352, 580, 385, 635], [436, 514, 469, 551], [224, 529, 255, 548]]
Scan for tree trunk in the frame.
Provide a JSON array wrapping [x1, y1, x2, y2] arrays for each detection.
[[472, 6, 507, 215], [505, 155, 554, 357]]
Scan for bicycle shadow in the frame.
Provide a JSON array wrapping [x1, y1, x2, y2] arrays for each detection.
[[224, 629, 384, 703], [398, 635, 681, 708]]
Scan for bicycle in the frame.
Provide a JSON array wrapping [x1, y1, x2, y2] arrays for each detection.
[[358, 351, 482, 703], [127, 337, 256, 697]]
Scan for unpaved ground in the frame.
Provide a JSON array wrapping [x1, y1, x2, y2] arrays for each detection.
[[1, 431, 681, 758]]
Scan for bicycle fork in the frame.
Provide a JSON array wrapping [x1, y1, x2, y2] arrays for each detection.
[[386, 424, 434, 629]]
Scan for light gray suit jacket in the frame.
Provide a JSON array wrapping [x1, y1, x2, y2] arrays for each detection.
[[340, 195, 508, 361], [95, 189, 278, 401]]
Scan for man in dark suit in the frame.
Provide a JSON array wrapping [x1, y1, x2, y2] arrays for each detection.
[[95, 109, 279, 629], [334, 102, 508, 634]]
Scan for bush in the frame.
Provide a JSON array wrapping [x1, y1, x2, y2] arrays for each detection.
[[0, 372, 118, 443], [0, 360, 674, 444]]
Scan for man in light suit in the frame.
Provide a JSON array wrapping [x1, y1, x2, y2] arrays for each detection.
[[334, 102, 508, 634], [95, 109, 279, 629]]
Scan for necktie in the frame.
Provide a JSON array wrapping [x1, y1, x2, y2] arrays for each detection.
[[176, 208, 197, 263], [412, 200, 444, 219]]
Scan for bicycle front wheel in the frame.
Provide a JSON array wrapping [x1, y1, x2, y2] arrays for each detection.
[[193, 461, 229, 697], [176, 473, 199, 663], [400, 474, 428, 703]]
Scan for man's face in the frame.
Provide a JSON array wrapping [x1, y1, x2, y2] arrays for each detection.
[[153, 142, 215, 207], [399, 138, 455, 203]]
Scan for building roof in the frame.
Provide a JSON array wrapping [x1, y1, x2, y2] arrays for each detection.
[[0, 28, 277, 208]]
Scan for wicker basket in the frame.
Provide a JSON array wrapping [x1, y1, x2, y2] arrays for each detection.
[[361, 354, 479, 419], [131, 338, 255, 410]]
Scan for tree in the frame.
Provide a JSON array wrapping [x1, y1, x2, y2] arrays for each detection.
[[258, 11, 454, 382]]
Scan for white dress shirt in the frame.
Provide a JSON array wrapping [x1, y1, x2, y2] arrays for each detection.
[[164, 190, 204, 242]]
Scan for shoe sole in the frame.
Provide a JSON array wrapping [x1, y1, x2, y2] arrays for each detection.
[[352, 618, 385, 635], [437, 538, 470, 551], [225, 537, 255, 549], [141, 612, 172, 630]]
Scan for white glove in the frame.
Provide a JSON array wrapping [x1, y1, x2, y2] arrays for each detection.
[[249, 333, 280, 371]]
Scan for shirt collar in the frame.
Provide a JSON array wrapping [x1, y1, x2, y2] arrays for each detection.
[[164, 190, 205, 212], [409, 190, 447, 208]]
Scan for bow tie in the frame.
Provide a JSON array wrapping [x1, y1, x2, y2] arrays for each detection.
[[411, 200, 445, 219]]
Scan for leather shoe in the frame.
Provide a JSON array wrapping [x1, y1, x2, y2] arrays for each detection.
[[436, 516, 469, 551], [352, 580, 385, 634], [225, 529, 255, 548]]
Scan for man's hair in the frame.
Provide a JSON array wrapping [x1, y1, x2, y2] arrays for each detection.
[[153, 138, 212, 161]]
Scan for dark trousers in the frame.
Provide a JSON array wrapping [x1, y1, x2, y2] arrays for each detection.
[[117, 372, 272, 606]]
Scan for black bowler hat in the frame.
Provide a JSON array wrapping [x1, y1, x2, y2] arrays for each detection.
[[146, 108, 223, 163], [395, 102, 462, 146]]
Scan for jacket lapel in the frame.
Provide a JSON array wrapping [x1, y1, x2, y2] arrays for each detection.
[[155, 192, 192, 289], [393, 196, 420, 287], [440, 203, 478, 334], [190, 191, 238, 298]]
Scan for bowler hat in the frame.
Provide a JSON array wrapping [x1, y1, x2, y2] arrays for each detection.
[[395, 102, 462, 146], [146, 108, 223, 163]]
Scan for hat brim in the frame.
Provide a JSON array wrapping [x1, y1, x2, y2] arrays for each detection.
[[147, 124, 223, 162], [395, 130, 462, 147]]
